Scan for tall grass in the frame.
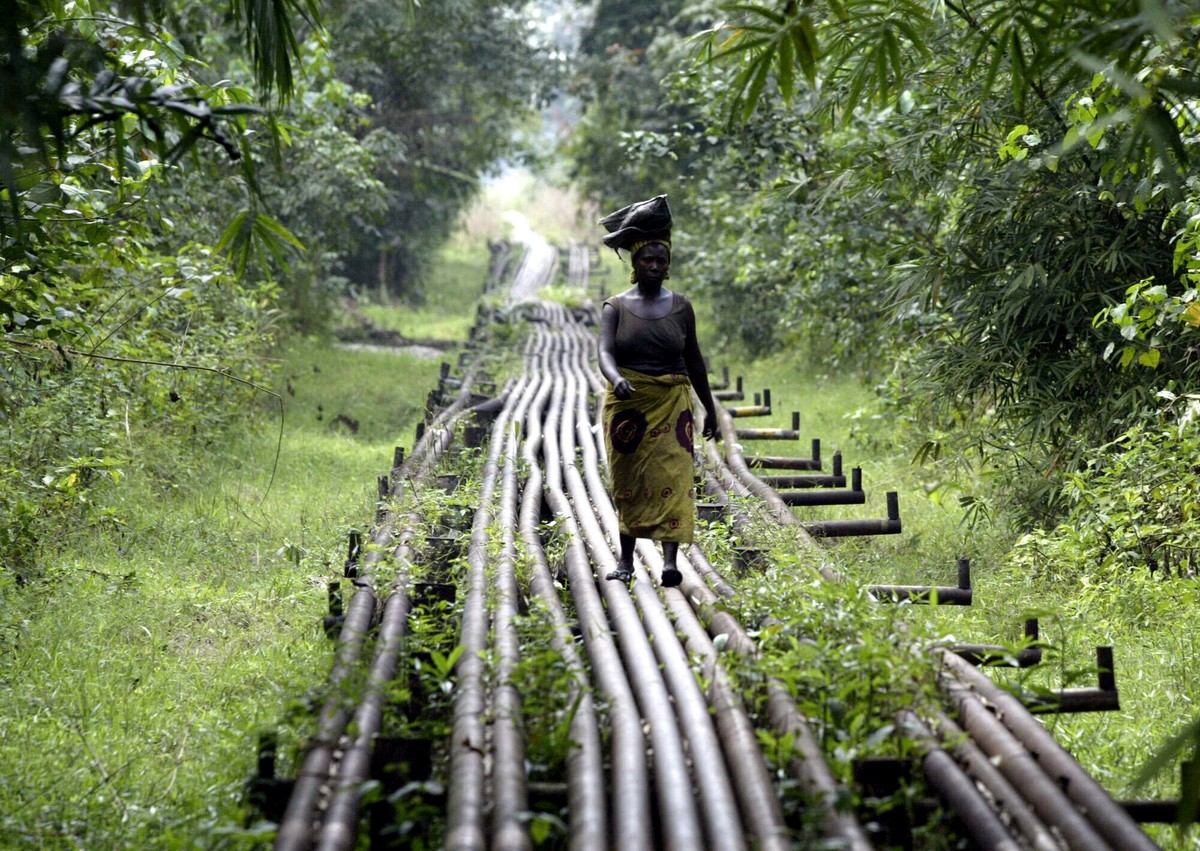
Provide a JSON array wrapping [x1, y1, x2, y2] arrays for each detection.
[[721, 347, 1200, 845], [0, 250, 467, 846]]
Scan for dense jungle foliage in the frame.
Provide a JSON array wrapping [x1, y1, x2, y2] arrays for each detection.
[[566, 4, 1200, 810], [1, 0, 556, 579], [569, 0, 1200, 526], [7, 0, 1200, 841]]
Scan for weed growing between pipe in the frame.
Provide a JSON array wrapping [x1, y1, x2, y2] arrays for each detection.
[[721, 555, 948, 843], [719, 356, 1200, 845]]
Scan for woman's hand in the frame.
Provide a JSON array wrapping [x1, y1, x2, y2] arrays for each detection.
[[613, 377, 634, 400], [701, 405, 719, 440]]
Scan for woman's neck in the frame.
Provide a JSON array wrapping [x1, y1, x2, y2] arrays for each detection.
[[635, 280, 668, 298]]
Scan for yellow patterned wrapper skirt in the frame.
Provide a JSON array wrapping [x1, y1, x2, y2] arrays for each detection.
[[603, 368, 695, 543]]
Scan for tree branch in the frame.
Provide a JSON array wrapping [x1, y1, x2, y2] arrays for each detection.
[[7, 339, 284, 502]]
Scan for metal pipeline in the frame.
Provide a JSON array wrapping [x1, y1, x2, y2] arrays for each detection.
[[938, 650, 1158, 850], [280, 277, 1160, 850], [517, 331, 607, 850], [931, 711, 1065, 851], [276, 328, 499, 849], [558, 335, 707, 850], [714, 403, 807, 529], [897, 711, 1024, 851], [315, 564, 412, 851], [540, 333, 652, 849], [747, 439, 822, 470], [938, 671, 1114, 850], [491, 338, 546, 849], [274, 534, 386, 851], [444, 372, 529, 850], [572, 330, 872, 850], [620, 547, 749, 848], [658, 564, 792, 850], [313, 435, 456, 850], [675, 549, 875, 850]]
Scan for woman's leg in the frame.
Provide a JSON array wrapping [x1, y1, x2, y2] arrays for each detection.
[[606, 532, 637, 581], [661, 541, 682, 587], [618, 532, 636, 571]]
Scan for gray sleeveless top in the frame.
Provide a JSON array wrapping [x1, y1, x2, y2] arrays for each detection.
[[604, 292, 690, 375]]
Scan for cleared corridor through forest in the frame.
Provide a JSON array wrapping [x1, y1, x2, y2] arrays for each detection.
[[261, 239, 1164, 850]]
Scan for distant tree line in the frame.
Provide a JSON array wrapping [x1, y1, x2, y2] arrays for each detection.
[[567, 0, 1200, 523], [0, 0, 554, 576]]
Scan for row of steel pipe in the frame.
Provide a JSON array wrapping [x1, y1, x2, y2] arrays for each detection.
[[561, 312, 766, 847], [272, 251, 552, 848], [693, 364, 1043, 848], [566, 317, 874, 849], [518, 330, 607, 850], [491, 291, 1151, 849], [929, 711, 1064, 851], [570, 322, 821, 848], [555, 337, 707, 849], [491, 334, 548, 849], [695, 356, 1157, 848], [444, 371, 530, 849], [559, 334, 744, 849], [280, 284, 1155, 849], [276, 354, 482, 849], [569, 333, 788, 849], [897, 710, 1025, 851], [662, 584, 792, 850], [675, 536, 874, 848], [274, 541, 384, 850], [315, 550, 414, 850], [539, 330, 653, 849], [938, 649, 1158, 850], [656, 372, 875, 847]]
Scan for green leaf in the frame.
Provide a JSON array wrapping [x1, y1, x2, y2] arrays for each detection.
[[721, 3, 786, 27], [777, 29, 795, 103], [216, 209, 249, 255], [253, 213, 305, 251], [796, 14, 819, 83], [742, 53, 774, 123]]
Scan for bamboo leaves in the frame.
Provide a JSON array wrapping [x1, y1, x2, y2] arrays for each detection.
[[697, 0, 1200, 185], [216, 209, 306, 279], [702, 2, 825, 122]]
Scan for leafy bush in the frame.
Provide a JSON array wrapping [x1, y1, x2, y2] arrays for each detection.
[[0, 246, 278, 580], [1010, 391, 1200, 584]]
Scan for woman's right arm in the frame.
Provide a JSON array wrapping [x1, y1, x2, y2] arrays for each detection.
[[599, 302, 633, 399]]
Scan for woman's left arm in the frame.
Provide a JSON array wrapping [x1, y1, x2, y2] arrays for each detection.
[[681, 299, 720, 441]]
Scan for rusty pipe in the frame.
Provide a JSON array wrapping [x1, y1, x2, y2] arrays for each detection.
[[897, 710, 1024, 851], [444, 373, 529, 850], [939, 649, 1157, 850]]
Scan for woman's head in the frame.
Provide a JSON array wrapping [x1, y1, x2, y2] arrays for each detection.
[[632, 240, 670, 286]]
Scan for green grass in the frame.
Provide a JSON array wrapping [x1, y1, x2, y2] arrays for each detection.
[[0, 329, 449, 847], [712, 349, 1200, 846], [353, 240, 491, 342]]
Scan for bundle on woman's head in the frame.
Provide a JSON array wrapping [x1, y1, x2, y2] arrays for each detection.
[[599, 194, 672, 260]]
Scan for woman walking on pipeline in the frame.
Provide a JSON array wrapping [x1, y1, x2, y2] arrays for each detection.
[[597, 195, 720, 587]]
